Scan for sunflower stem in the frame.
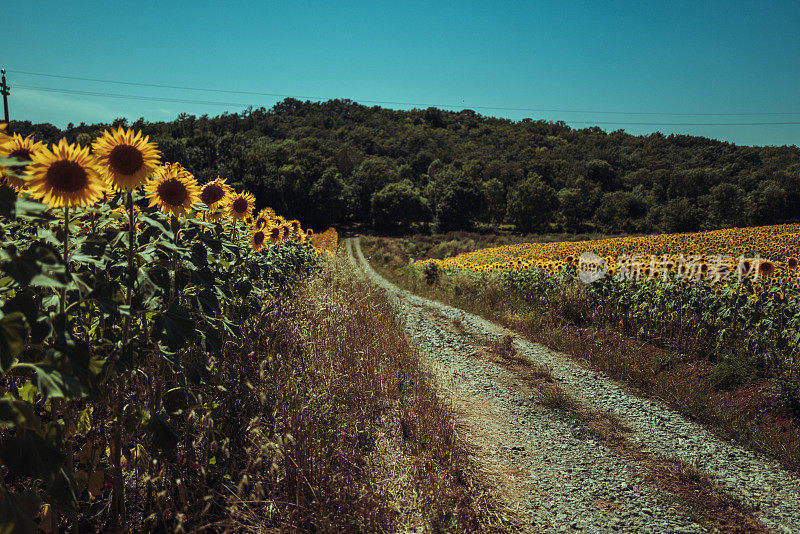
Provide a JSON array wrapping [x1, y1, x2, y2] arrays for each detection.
[[123, 190, 135, 350], [113, 190, 135, 533], [60, 206, 69, 316], [169, 216, 181, 306]]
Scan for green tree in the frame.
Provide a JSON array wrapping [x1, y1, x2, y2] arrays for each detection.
[[434, 176, 484, 232], [594, 191, 649, 233], [708, 183, 746, 227], [370, 179, 429, 233], [657, 198, 703, 233], [506, 173, 559, 233], [482, 178, 506, 223], [586, 159, 618, 190], [344, 156, 398, 221], [308, 168, 346, 229], [558, 177, 600, 232], [747, 180, 788, 225]]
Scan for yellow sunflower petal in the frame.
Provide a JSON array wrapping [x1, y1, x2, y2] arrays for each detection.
[[200, 176, 233, 209], [1, 133, 44, 192], [250, 229, 268, 251], [27, 138, 106, 208], [144, 162, 201, 218], [228, 191, 256, 221], [92, 126, 161, 190]]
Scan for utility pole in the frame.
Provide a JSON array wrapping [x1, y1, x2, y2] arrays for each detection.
[[0, 70, 9, 123]]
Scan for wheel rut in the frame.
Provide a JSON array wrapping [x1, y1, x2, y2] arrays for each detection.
[[346, 237, 800, 533]]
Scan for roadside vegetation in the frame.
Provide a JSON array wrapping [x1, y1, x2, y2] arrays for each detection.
[[362, 232, 800, 473], [0, 124, 502, 533]]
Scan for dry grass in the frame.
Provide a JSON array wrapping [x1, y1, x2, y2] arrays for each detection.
[[133, 255, 512, 532], [532, 385, 581, 412], [246, 256, 510, 532]]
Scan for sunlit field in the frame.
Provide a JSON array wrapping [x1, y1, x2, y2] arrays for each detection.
[[410, 224, 800, 378], [0, 124, 341, 530]]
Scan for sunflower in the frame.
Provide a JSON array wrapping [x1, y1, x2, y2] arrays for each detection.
[[757, 260, 775, 277], [251, 229, 268, 251], [228, 191, 255, 220], [1, 134, 44, 192], [200, 177, 233, 210], [254, 207, 275, 230], [92, 127, 161, 190], [787, 257, 798, 270], [27, 138, 106, 208], [268, 226, 281, 244], [144, 163, 201, 218]]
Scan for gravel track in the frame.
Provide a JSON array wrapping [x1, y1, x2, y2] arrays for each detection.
[[347, 238, 800, 533]]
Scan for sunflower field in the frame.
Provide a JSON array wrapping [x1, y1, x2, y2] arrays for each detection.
[[411, 225, 800, 391], [0, 124, 338, 531]]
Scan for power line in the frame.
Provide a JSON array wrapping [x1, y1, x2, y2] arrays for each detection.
[[16, 85, 800, 127], [562, 120, 800, 126], [17, 85, 249, 107], [9, 68, 800, 118]]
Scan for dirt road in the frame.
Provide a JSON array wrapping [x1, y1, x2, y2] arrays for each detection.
[[347, 237, 800, 533]]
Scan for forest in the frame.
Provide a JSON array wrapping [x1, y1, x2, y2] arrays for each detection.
[[8, 98, 800, 234]]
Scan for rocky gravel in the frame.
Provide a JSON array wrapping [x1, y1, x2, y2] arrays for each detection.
[[348, 238, 800, 533]]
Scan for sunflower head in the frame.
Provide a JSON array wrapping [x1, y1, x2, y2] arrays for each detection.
[[758, 260, 775, 277], [92, 127, 161, 190], [1, 133, 44, 192], [251, 229, 268, 251], [200, 177, 233, 210], [254, 207, 276, 230], [228, 191, 255, 221], [144, 163, 201, 218], [787, 257, 798, 270], [268, 226, 281, 243], [27, 138, 106, 208]]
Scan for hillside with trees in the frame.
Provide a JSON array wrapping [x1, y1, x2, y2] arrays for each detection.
[[9, 98, 800, 234]]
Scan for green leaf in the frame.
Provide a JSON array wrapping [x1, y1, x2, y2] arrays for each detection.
[[0, 186, 16, 217], [0, 429, 64, 482], [76, 407, 93, 436], [138, 215, 170, 235], [0, 487, 41, 534], [0, 311, 29, 372], [33, 331, 104, 400], [234, 279, 252, 298], [189, 242, 208, 269], [153, 304, 196, 352], [16, 382, 39, 404], [0, 397, 40, 430], [191, 289, 219, 316], [199, 329, 222, 357], [45, 468, 77, 509], [146, 412, 179, 452], [2, 289, 39, 328], [0, 156, 32, 167]]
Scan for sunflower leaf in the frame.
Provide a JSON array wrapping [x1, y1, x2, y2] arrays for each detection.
[[0, 487, 41, 534]]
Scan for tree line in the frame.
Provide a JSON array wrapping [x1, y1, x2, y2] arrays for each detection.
[[9, 98, 800, 234]]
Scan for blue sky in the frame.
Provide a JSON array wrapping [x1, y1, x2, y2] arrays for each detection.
[[6, 0, 800, 146]]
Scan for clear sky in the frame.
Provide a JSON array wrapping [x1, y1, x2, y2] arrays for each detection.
[[5, 0, 800, 146]]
